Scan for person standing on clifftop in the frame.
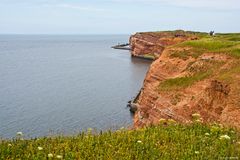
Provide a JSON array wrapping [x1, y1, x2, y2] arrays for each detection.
[[210, 31, 215, 36]]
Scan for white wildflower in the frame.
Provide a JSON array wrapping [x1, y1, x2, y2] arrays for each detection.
[[56, 155, 63, 159], [195, 151, 200, 154], [137, 140, 142, 143], [220, 135, 231, 140], [16, 132, 23, 136], [48, 153, 53, 158], [38, 146, 43, 151], [8, 144, 12, 147], [205, 133, 210, 136]]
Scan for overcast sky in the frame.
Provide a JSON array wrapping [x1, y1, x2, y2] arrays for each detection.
[[0, 0, 239, 34]]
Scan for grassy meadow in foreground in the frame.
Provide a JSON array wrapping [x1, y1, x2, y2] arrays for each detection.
[[1, 121, 240, 160]]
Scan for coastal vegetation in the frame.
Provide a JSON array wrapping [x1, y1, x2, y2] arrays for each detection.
[[218, 64, 240, 82], [159, 32, 240, 91], [159, 71, 211, 91], [179, 34, 240, 59], [1, 121, 240, 159]]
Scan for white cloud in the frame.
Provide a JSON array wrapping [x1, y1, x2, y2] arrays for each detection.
[[111, 0, 240, 10], [163, 0, 240, 10], [2, 0, 239, 10], [0, 0, 106, 12], [56, 4, 106, 12], [1, 0, 239, 11]]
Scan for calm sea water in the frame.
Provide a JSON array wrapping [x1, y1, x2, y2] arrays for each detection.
[[0, 35, 150, 138]]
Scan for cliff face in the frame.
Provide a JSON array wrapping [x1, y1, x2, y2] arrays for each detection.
[[131, 31, 240, 128], [129, 31, 198, 59]]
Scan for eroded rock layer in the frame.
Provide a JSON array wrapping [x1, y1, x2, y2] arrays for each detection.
[[129, 31, 198, 59]]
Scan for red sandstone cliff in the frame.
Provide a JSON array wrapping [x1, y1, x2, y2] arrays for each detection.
[[130, 31, 198, 59], [130, 31, 240, 129]]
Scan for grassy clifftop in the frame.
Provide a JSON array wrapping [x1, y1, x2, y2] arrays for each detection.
[[159, 32, 240, 91], [1, 121, 240, 159]]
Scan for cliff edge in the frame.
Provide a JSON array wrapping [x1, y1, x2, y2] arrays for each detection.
[[130, 30, 198, 59], [131, 31, 240, 128]]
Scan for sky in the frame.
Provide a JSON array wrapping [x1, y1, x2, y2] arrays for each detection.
[[0, 0, 239, 34]]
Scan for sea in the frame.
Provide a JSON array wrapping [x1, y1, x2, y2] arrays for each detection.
[[0, 35, 151, 138]]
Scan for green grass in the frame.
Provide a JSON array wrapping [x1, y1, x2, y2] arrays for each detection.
[[143, 30, 208, 38], [231, 48, 240, 58], [166, 33, 240, 90], [172, 35, 240, 59], [218, 63, 240, 82], [216, 33, 240, 42], [159, 71, 211, 91], [141, 31, 240, 59], [183, 39, 236, 51], [170, 50, 190, 60], [1, 123, 240, 159]]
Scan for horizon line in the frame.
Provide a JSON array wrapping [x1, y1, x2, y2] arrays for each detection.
[[0, 30, 239, 35]]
